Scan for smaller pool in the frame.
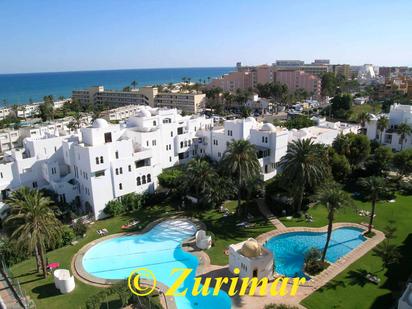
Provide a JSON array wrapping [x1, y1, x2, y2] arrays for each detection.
[[264, 227, 366, 278]]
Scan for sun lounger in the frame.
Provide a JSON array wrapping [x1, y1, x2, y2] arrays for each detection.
[[366, 273, 381, 284]]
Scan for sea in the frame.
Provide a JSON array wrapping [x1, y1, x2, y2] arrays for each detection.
[[0, 67, 233, 106]]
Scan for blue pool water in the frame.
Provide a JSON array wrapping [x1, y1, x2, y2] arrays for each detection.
[[264, 227, 366, 278], [82, 220, 231, 309]]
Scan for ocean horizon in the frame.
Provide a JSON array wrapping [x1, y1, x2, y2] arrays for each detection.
[[0, 67, 233, 106]]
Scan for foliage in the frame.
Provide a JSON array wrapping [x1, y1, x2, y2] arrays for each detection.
[[376, 116, 389, 143], [279, 139, 329, 214], [304, 247, 322, 263], [321, 72, 338, 97], [158, 166, 184, 191], [103, 199, 124, 216], [284, 115, 315, 130], [39, 95, 55, 121], [72, 219, 88, 237], [57, 225, 76, 247], [329, 151, 351, 182], [330, 94, 353, 119], [0, 235, 28, 266], [121, 193, 143, 212], [393, 149, 412, 177], [365, 145, 393, 175], [256, 82, 288, 101], [399, 181, 412, 195], [332, 133, 370, 167], [373, 240, 401, 269], [5, 187, 63, 277]]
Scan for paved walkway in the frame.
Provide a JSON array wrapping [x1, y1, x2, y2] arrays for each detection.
[[257, 199, 286, 230]]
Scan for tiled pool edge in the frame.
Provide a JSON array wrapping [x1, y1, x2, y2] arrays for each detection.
[[252, 222, 386, 304], [71, 216, 206, 309]]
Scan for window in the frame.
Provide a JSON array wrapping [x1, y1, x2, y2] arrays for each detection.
[[0, 172, 3, 178], [218, 152, 221, 158], [120, 167, 123, 174], [119, 183, 123, 190], [169, 156, 172, 162], [142, 175, 146, 184], [136, 177, 141, 186], [147, 174, 151, 182], [115, 151, 119, 159], [177, 127, 183, 135], [152, 140, 156, 146], [32, 181, 38, 188], [128, 165, 131, 172], [228, 130, 233, 136], [115, 168, 119, 175], [171, 131, 173, 137], [104, 132, 112, 143], [95, 170, 105, 177], [265, 137, 268, 143], [100, 156, 104, 164], [95, 157, 99, 164], [265, 165, 268, 173], [153, 121, 157, 126], [146, 141, 149, 147], [180, 141, 183, 148], [213, 139, 218, 145]]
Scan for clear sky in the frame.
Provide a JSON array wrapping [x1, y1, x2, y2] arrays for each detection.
[[0, 0, 411, 74]]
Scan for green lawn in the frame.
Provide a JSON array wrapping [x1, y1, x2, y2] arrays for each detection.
[[10, 200, 273, 308], [275, 194, 412, 309]]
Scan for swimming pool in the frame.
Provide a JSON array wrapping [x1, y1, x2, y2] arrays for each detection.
[[82, 219, 231, 309], [264, 227, 366, 278]]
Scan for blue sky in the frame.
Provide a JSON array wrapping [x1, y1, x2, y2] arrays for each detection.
[[0, 0, 411, 73]]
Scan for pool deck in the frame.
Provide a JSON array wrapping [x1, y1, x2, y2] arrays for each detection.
[[72, 218, 384, 309]]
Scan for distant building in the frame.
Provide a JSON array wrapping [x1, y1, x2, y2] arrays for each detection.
[[312, 59, 330, 65], [72, 86, 205, 114], [378, 77, 410, 99], [274, 70, 321, 98], [332, 64, 351, 79], [275, 60, 304, 67]]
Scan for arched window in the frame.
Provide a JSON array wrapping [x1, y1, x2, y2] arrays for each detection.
[[180, 142, 183, 148], [100, 156, 104, 164], [147, 174, 151, 182], [96, 157, 99, 164], [142, 175, 146, 184], [136, 177, 141, 186]]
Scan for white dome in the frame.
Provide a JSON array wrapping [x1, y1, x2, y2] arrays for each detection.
[[246, 116, 256, 122], [137, 109, 151, 117], [261, 123, 276, 132], [92, 118, 108, 128]]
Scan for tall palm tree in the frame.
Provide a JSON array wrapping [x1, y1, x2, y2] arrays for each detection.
[[357, 112, 371, 134], [279, 139, 329, 214], [185, 158, 217, 203], [377, 116, 389, 144], [131, 80, 138, 89], [396, 122, 412, 150], [316, 183, 352, 262], [221, 140, 261, 215], [358, 176, 386, 233], [5, 188, 63, 278], [373, 240, 401, 271]]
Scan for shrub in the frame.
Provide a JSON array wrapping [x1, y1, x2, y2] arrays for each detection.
[[304, 248, 326, 276], [104, 199, 125, 216], [121, 193, 143, 212], [399, 181, 412, 195], [73, 219, 88, 237], [58, 225, 75, 246]]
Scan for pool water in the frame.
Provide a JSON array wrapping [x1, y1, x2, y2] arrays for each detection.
[[264, 227, 366, 278], [82, 220, 231, 309]]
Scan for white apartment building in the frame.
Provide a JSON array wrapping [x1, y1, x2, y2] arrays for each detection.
[[0, 107, 213, 220], [365, 104, 412, 151], [196, 117, 289, 181], [100, 105, 142, 121], [289, 117, 360, 146], [72, 86, 205, 114]]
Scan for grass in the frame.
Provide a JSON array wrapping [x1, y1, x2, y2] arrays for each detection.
[[276, 194, 412, 309], [10, 200, 273, 308]]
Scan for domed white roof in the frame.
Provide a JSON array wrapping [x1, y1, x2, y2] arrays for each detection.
[[240, 238, 262, 258], [92, 118, 109, 128], [246, 116, 256, 122], [261, 123, 276, 132], [137, 109, 151, 117]]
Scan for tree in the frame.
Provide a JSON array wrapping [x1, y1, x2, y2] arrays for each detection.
[[5, 188, 63, 278], [240, 106, 252, 118], [279, 139, 329, 214], [333, 133, 370, 167], [330, 94, 352, 119], [321, 72, 338, 97], [367, 146, 393, 175], [358, 176, 386, 233], [221, 140, 261, 215], [377, 116, 389, 144], [393, 149, 412, 178], [396, 122, 412, 150], [284, 115, 315, 130], [329, 151, 351, 182], [158, 167, 184, 192], [39, 100, 54, 121], [104, 199, 124, 216], [357, 112, 372, 134], [185, 158, 217, 204], [373, 241, 401, 271], [315, 183, 352, 261]]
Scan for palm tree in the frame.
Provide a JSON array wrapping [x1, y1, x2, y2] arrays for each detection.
[[377, 116, 389, 144], [316, 184, 352, 262], [358, 176, 386, 233], [357, 112, 371, 134], [373, 240, 401, 271], [221, 140, 261, 215], [279, 139, 329, 214], [5, 188, 62, 278], [131, 80, 138, 89], [396, 122, 412, 150], [185, 158, 217, 204]]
